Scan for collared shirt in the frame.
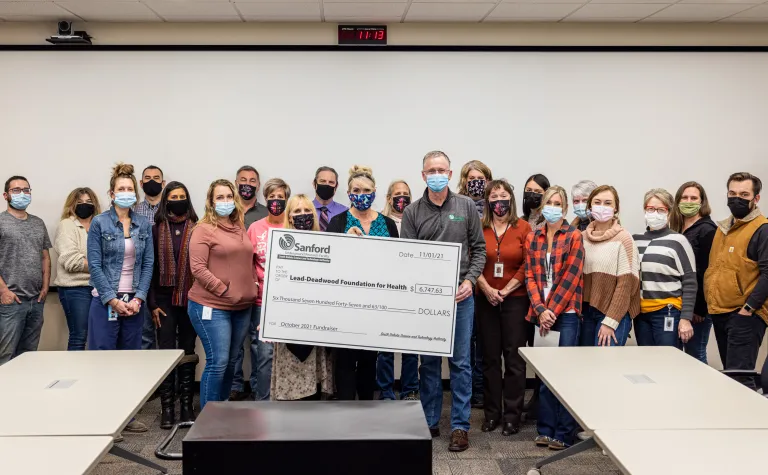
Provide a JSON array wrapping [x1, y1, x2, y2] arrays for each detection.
[[525, 221, 584, 321], [244, 202, 268, 231], [134, 199, 160, 226], [313, 199, 348, 229]]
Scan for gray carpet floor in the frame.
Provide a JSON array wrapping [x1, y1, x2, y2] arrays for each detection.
[[93, 391, 621, 475]]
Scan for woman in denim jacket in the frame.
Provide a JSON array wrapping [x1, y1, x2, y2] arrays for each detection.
[[86, 163, 154, 353]]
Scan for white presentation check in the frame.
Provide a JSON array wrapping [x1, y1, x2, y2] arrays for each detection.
[[259, 229, 461, 356]]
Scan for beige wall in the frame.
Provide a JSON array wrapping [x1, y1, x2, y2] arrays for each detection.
[[3, 22, 768, 46]]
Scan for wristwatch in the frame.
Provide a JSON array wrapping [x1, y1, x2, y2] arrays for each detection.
[[743, 303, 755, 314]]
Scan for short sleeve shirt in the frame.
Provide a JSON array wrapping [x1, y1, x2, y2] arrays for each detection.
[[0, 211, 52, 298]]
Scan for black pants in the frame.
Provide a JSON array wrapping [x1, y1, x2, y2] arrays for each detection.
[[712, 311, 767, 390], [477, 293, 530, 425], [335, 348, 377, 400], [155, 293, 197, 356]]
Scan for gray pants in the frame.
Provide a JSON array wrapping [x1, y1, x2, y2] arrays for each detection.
[[0, 299, 44, 365]]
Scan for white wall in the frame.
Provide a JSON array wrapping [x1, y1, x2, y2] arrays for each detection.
[[2, 22, 766, 377]]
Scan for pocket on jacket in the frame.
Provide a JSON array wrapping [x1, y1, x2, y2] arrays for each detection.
[[101, 232, 119, 252]]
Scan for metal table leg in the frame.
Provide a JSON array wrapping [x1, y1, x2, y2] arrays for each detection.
[[155, 421, 194, 460], [527, 437, 597, 474], [110, 444, 168, 474]]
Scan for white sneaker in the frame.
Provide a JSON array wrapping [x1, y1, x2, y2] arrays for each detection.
[[576, 431, 591, 441], [124, 420, 148, 433]]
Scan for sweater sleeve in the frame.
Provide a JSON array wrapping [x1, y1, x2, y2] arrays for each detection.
[[148, 224, 160, 311], [512, 222, 531, 284], [325, 213, 346, 234], [677, 236, 698, 321], [603, 232, 640, 328], [189, 226, 228, 297], [385, 216, 399, 239], [400, 206, 417, 240], [525, 233, 546, 318], [55, 219, 86, 274]]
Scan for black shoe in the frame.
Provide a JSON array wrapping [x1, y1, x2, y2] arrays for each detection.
[[502, 423, 520, 436], [470, 397, 485, 409], [179, 362, 197, 423], [229, 390, 250, 402], [430, 427, 440, 438], [481, 420, 498, 432], [159, 373, 175, 430]]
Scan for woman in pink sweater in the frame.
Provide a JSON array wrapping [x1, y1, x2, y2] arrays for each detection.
[[187, 179, 258, 409]]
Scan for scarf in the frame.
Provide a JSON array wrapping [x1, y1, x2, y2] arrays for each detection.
[[158, 214, 193, 306]]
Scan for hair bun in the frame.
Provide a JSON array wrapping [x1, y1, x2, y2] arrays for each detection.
[[349, 165, 373, 178], [112, 163, 135, 178]]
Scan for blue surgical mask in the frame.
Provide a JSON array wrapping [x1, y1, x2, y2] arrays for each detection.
[[574, 202, 588, 219], [215, 201, 236, 217], [426, 174, 449, 193], [9, 193, 31, 210], [113, 192, 137, 209], [349, 192, 375, 211], [542, 205, 563, 224]]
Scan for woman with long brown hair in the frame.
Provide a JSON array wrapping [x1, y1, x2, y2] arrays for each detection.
[[671, 181, 716, 363], [457, 160, 493, 217], [187, 179, 258, 410], [54, 187, 101, 351]]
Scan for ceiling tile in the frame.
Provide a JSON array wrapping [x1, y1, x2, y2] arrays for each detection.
[[0, 1, 77, 18], [323, 2, 406, 16], [142, 1, 241, 19], [642, 3, 752, 20], [236, 1, 320, 19], [719, 16, 768, 21], [405, 2, 495, 20], [487, 3, 580, 19], [566, 3, 666, 18], [562, 15, 643, 20], [499, 0, 586, 4], [726, 3, 768, 17], [677, 0, 759, 4], [588, 0, 670, 4], [56, 1, 160, 21]]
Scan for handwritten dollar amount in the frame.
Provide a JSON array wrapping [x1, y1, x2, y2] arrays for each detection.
[[412, 284, 453, 296]]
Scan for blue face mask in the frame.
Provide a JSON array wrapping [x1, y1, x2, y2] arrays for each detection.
[[542, 205, 564, 224], [215, 201, 236, 217], [426, 174, 449, 193], [113, 192, 137, 209], [574, 202, 588, 219], [348, 192, 375, 211], [9, 193, 31, 210]]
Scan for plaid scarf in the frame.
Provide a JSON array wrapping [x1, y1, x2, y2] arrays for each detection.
[[158, 214, 193, 307]]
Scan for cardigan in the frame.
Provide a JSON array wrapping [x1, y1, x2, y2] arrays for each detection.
[[53, 216, 90, 288]]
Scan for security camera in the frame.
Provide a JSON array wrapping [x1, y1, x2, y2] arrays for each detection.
[[47, 21, 92, 45], [57, 21, 72, 36]]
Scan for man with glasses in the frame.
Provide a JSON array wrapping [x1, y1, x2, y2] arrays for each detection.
[[400, 151, 486, 452], [0, 176, 52, 365], [705, 172, 768, 389]]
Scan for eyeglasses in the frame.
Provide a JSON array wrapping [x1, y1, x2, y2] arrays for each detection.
[[645, 207, 669, 215], [423, 169, 449, 176], [8, 188, 31, 194]]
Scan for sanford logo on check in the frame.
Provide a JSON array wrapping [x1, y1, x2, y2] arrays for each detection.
[[279, 234, 331, 254]]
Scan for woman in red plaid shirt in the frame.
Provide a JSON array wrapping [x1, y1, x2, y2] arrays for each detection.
[[524, 185, 585, 451]]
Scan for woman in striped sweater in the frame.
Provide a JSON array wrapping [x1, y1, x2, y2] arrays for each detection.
[[632, 188, 696, 348], [581, 185, 641, 347]]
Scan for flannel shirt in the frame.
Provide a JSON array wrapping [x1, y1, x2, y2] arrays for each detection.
[[134, 199, 159, 226], [525, 221, 585, 322]]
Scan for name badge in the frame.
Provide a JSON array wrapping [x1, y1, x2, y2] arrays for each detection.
[[494, 262, 504, 278], [664, 316, 674, 332], [108, 307, 118, 322], [729, 247, 735, 253]]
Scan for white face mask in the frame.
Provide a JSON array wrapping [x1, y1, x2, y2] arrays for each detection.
[[645, 211, 668, 231]]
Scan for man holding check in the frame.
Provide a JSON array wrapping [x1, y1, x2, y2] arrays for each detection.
[[401, 150, 486, 452]]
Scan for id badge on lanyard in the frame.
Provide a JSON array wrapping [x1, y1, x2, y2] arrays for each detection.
[[494, 262, 504, 278]]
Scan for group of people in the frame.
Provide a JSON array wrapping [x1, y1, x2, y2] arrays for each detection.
[[0, 151, 765, 454]]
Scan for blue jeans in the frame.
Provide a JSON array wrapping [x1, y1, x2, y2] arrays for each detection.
[[58, 286, 92, 351], [471, 311, 483, 400], [87, 297, 144, 350], [377, 352, 419, 400], [537, 313, 580, 446], [579, 304, 632, 347], [634, 306, 682, 348], [0, 299, 44, 365], [232, 305, 273, 400], [684, 316, 712, 364], [141, 305, 156, 350], [420, 295, 473, 432], [188, 300, 251, 409]]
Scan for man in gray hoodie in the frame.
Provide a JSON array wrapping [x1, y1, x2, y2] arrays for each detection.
[[401, 150, 486, 452]]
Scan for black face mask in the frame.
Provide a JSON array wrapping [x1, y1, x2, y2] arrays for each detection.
[[74, 203, 95, 219], [292, 213, 314, 230], [238, 184, 257, 201], [267, 199, 286, 216], [728, 196, 753, 220], [142, 180, 163, 197], [489, 199, 511, 218], [392, 196, 411, 213], [315, 184, 336, 201], [523, 191, 543, 210], [167, 199, 189, 216]]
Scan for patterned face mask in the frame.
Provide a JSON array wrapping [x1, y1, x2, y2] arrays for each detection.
[[467, 179, 486, 198], [489, 199, 511, 217], [392, 196, 411, 213], [348, 192, 375, 211], [292, 213, 314, 230], [267, 199, 286, 216]]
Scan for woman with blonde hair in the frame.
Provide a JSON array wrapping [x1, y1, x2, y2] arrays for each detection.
[[270, 194, 334, 400], [54, 187, 101, 351], [632, 188, 696, 348], [458, 160, 493, 217], [187, 179, 258, 409], [670, 181, 716, 363], [381, 179, 411, 234], [328, 166, 398, 400]]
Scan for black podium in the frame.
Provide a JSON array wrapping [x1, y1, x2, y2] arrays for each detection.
[[183, 401, 432, 475]]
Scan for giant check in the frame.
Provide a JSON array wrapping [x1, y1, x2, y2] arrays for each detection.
[[259, 229, 461, 356]]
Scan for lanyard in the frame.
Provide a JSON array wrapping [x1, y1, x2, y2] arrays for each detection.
[[491, 223, 510, 262], [542, 239, 555, 286]]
